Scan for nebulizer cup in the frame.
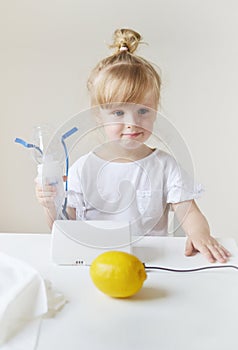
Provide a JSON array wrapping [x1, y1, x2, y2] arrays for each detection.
[[15, 124, 78, 220], [32, 125, 65, 218]]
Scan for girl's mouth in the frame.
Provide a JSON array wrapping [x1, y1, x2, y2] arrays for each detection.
[[122, 132, 142, 138]]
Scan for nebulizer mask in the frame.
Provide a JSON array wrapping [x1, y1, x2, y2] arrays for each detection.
[[15, 125, 78, 219]]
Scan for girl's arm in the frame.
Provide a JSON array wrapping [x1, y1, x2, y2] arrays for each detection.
[[171, 200, 231, 263]]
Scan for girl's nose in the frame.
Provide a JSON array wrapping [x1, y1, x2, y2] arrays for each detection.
[[124, 112, 139, 126]]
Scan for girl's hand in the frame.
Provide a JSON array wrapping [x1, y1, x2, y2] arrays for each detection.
[[172, 200, 231, 263], [185, 235, 231, 263], [35, 179, 56, 209]]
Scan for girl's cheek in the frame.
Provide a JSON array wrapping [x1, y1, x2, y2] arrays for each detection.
[[104, 125, 122, 139], [141, 122, 154, 133]]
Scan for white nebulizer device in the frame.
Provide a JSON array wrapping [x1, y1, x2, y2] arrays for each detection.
[[15, 125, 78, 219]]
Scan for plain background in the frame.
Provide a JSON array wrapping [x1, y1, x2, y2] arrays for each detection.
[[1, 0, 238, 241]]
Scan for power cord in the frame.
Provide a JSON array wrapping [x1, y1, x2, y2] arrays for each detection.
[[144, 264, 238, 273]]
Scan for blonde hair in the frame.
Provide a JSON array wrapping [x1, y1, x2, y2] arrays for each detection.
[[87, 28, 161, 107]]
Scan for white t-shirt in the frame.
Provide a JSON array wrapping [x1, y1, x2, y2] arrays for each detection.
[[67, 149, 203, 236]]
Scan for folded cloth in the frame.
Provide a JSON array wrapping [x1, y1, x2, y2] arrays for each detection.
[[0, 252, 66, 347], [1, 318, 42, 350]]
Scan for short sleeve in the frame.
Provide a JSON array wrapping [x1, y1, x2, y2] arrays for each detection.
[[165, 156, 204, 204]]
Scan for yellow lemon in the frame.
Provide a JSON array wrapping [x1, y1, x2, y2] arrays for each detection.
[[90, 251, 147, 298]]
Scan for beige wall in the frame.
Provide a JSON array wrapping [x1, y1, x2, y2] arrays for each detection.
[[1, 0, 238, 241]]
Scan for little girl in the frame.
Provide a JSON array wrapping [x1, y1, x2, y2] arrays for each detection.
[[36, 28, 230, 263]]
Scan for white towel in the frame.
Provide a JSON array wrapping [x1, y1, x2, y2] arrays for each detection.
[[0, 252, 66, 349]]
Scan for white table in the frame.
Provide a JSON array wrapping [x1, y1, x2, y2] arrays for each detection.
[[0, 233, 238, 350]]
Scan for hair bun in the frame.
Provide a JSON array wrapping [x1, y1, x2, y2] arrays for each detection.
[[110, 28, 142, 54]]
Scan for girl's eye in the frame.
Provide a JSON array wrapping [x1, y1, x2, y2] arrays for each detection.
[[112, 110, 124, 117], [138, 108, 149, 115]]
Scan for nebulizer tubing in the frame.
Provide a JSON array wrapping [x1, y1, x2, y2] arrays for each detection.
[[60, 127, 78, 217], [15, 127, 78, 219], [15, 138, 44, 157]]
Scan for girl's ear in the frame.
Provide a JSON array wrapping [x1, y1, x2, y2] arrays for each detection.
[[95, 114, 103, 126], [92, 106, 103, 125]]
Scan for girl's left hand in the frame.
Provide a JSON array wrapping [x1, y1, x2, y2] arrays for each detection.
[[185, 235, 231, 263]]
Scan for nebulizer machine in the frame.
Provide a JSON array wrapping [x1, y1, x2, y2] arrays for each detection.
[[14, 120, 132, 265], [15, 125, 78, 219]]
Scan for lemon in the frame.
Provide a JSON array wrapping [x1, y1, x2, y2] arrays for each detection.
[[90, 251, 147, 298]]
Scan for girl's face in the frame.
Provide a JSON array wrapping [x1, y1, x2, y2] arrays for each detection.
[[98, 95, 157, 144]]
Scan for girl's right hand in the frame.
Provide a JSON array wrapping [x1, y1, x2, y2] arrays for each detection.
[[35, 179, 57, 209]]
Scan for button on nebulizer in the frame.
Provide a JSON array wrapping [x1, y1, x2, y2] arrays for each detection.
[[15, 125, 78, 219]]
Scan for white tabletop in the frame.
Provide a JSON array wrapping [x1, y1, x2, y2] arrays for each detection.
[[0, 233, 238, 350]]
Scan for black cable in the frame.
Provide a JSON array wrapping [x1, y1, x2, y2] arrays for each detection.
[[144, 264, 238, 273]]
